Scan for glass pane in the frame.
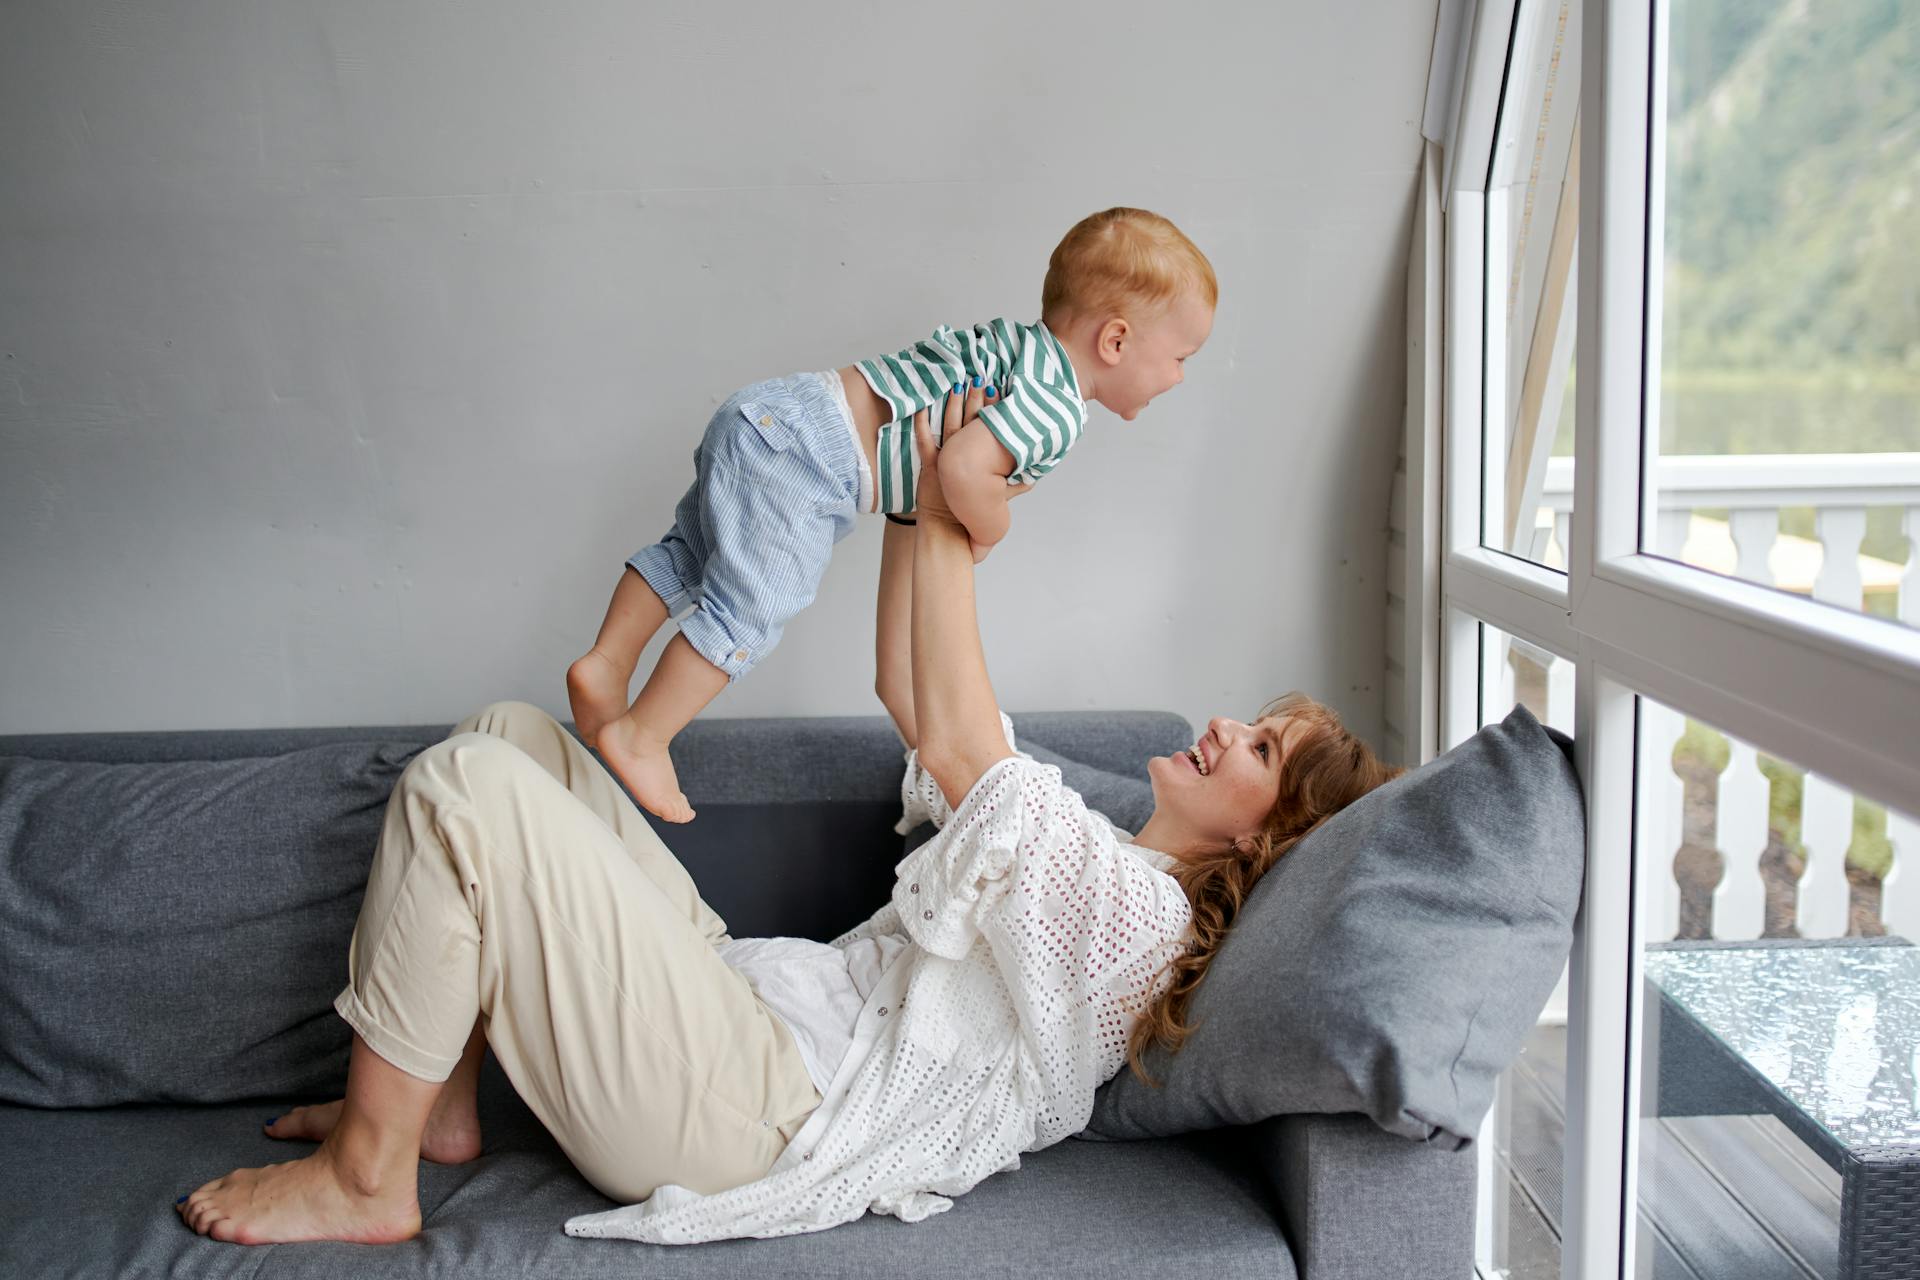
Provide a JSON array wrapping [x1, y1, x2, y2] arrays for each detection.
[[1474, 621, 1574, 1280], [1633, 692, 1920, 1278], [1483, 0, 1582, 573], [1649, 0, 1919, 627]]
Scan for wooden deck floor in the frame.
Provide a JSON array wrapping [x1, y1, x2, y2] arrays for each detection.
[[1487, 1023, 1844, 1280]]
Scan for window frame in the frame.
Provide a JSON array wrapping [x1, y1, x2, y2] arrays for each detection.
[[1432, 1, 1920, 1275]]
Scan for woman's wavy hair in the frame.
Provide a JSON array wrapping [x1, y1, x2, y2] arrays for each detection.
[[1124, 692, 1403, 1086]]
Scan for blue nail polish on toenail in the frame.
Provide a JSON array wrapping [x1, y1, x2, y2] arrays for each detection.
[[265, 1115, 279, 1125], [176, 1194, 188, 1204]]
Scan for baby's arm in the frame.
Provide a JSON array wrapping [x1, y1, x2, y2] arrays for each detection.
[[938, 420, 1026, 556]]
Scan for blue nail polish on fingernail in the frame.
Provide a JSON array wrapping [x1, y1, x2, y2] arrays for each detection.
[[984, 385, 996, 397], [972, 375, 982, 387], [953, 382, 963, 394]]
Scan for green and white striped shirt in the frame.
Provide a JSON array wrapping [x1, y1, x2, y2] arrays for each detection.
[[855, 319, 1086, 515]]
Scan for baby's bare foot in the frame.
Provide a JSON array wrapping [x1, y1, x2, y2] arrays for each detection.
[[566, 648, 631, 747], [598, 716, 694, 823], [176, 1145, 420, 1246], [266, 1096, 482, 1165]]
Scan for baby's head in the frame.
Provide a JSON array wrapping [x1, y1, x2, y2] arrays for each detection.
[[1040, 208, 1216, 422]]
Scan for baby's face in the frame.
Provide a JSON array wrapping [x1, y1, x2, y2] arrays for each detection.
[[1097, 290, 1214, 421]]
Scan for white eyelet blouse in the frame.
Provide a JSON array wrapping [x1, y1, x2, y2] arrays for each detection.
[[564, 715, 1195, 1244]]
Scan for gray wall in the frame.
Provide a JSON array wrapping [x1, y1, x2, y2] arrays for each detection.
[[0, 1, 1436, 745]]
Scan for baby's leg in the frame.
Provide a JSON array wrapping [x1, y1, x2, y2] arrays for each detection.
[[567, 567, 669, 746], [596, 633, 726, 824]]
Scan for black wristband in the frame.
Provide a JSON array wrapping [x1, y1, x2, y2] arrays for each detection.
[[884, 513, 918, 526]]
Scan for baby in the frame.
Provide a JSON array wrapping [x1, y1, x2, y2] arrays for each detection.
[[568, 206, 1217, 821]]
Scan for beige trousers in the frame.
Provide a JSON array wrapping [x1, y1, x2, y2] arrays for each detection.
[[332, 700, 821, 1203]]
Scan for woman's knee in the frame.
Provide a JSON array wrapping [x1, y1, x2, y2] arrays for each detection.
[[453, 699, 557, 740], [404, 732, 534, 801]]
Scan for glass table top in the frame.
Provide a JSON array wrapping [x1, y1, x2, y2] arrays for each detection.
[[1644, 944, 1920, 1150]]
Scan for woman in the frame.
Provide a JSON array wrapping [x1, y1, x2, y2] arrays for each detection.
[[175, 385, 1399, 1247]]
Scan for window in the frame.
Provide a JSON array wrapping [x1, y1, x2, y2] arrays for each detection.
[[1432, 1, 1920, 1276], [1632, 694, 1920, 1279], [1484, 0, 1582, 576], [1648, 1, 1919, 628]]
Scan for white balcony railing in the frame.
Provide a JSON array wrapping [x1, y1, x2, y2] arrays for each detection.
[[1526, 453, 1920, 943]]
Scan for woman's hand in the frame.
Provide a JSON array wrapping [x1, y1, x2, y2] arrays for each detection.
[[907, 383, 984, 525]]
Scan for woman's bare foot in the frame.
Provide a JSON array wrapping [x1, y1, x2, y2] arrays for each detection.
[[566, 648, 631, 747], [597, 714, 694, 823], [176, 1142, 421, 1246], [266, 1094, 482, 1165]]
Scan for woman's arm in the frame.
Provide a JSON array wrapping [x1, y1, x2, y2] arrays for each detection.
[[874, 516, 917, 749], [909, 384, 1021, 808]]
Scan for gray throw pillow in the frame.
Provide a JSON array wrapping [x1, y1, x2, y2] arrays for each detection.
[[0, 741, 421, 1107], [901, 740, 1157, 853], [1082, 705, 1584, 1150]]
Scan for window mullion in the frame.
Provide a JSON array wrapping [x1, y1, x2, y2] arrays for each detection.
[[1561, 657, 1640, 1279], [1577, 561, 1920, 815], [1561, 0, 1655, 1275], [1445, 546, 1575, 658]]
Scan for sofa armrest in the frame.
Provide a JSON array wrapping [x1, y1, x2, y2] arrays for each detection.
[[1245, 1113, 1477, 1280]]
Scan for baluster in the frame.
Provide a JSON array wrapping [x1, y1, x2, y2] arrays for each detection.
[[1637, 700, 1687, 942], [1485, 630, 1516, 728], [1711, 738, 1770, 940], [1884, 808, 1920, 943], [1526, 523, 1554, 566], [1546, 651, 1574, 733], [1728, 508, 1777, 587], [1899, 506, 1919, 627], [1812, 506, 1867, 611], [1797, 772, 1853, 938], [1654, 509, 1690, 561]]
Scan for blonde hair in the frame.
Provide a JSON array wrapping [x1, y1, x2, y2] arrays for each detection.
[[1040, 207, 1218, 331], [1123, 692, 1403, 1087]]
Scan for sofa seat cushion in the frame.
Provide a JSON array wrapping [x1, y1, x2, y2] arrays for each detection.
[[0, 741, 423, 1107], [1085, 705, 1585, 1149], [0, 1057, 1298, 1279]]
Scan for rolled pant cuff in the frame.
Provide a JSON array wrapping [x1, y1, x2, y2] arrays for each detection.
[[676, 606, 758, 682], [333, 985, 460, 1084], [627, 545, 693, 616]]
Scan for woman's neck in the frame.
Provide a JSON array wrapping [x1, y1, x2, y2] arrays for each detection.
[[1132, 811, 1204, 865]]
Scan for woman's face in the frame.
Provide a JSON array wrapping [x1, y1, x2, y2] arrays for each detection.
[[1145, 714, 1300, 856]]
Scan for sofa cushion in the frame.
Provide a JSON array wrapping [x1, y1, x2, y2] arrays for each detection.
[[1084, 705, 1584, 1149], [0, 740, 422, 1107], [0, 1056, 1298, 1279]]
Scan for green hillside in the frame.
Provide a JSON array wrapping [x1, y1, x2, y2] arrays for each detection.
[[1664, 0, 1919, 378], [1659, 0, 1920, 455]]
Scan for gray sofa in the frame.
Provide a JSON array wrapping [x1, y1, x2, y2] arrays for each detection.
[[0, 711, 1475, 1279]]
